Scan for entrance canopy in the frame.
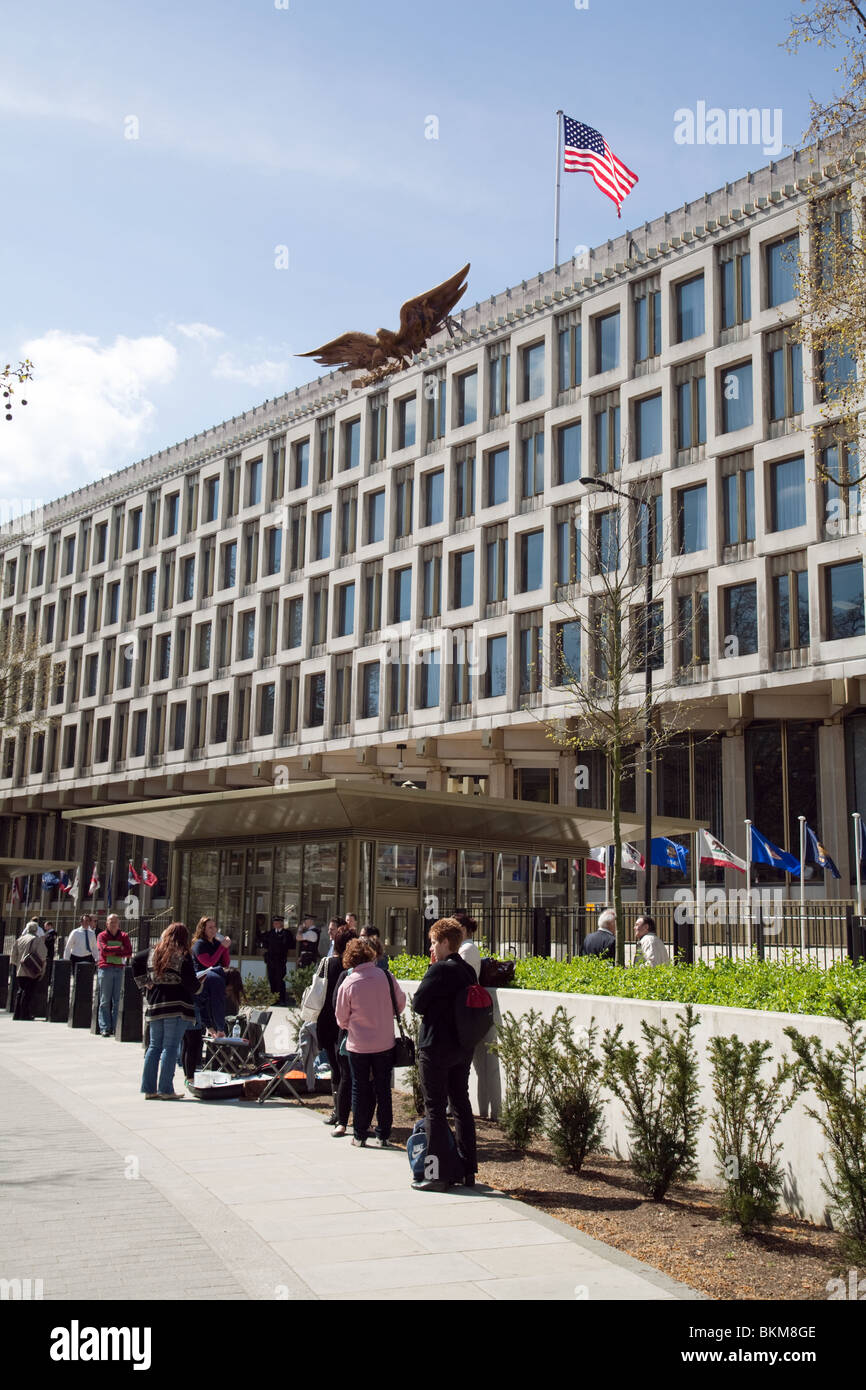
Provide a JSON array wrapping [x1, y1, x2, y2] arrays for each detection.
[[0, 858, 78, 882], [62, 778, 705, 856]]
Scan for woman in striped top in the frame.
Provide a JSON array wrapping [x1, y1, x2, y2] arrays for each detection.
[[133, 923, 198, 1100]]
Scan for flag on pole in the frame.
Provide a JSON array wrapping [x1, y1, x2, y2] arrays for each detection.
[[10, 877, 21, 904], [650, 838, 688, 872], [804, 825, 841, 879], [586, 846, 609, 879], [587, 844, 645, 878], [699, 829, 747, 873], [140, 860, 158, 888], [68, 867, 80, 903], [562, 115, 639, 217], [106, 862, 114, 905], [88, 864, 100, 897], [58, 871, 71, 893], [41, 872, 60, 890], [856, 816, 866, 863], [749, 826, 800, 875], [128, 861, 141, 887], [622, 843, 645, 871]]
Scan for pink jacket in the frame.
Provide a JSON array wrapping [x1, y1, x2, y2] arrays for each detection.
[[335, 962, 406, 1054]]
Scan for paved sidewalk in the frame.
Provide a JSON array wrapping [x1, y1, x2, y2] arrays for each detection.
[[0, 1013, 703, 1302]]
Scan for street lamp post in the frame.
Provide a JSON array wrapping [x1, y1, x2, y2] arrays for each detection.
[[581, 477, 654, 911]]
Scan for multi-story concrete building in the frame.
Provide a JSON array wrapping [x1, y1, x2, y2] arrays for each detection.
[[2, 139, 865, 954]]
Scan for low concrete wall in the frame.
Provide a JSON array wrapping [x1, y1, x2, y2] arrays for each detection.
[[399, 979, 849, 1227]]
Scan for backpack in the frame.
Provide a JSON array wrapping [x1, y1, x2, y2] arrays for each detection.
[[454, 981, 494, 1052], [478, 958, 515, 989], [407, 1117, 465, 1185]]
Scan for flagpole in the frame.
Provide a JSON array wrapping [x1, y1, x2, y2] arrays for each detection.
[[798, 816, 806, 957], [854, 812, 863, 919], [553, 109, 564, 269], [694, 831, 701, 957], [744, 819, 752, 951]]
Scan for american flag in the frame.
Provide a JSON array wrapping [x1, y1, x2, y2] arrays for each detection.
[[562, 115, 638, 217]]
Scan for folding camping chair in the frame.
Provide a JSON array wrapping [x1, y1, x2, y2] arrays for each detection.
[[255, 1019, 317, 1105], [202, 1008, 272, 1077]]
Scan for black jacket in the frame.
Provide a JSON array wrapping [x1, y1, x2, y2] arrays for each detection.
[[316, 956, 347, 1047], [258, 927, 295, 967], [581, 928, 616, 960], [412, 953, 476, 1057]]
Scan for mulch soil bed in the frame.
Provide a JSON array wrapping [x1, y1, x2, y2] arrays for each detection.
[[294, 1086, 844, 1301]]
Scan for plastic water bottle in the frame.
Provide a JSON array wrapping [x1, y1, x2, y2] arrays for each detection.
[[231, 1022, 241, 1038]]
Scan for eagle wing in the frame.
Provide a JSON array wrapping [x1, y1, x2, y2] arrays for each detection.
[[395, 262, 470, 354], [297, 331, 381, 370]]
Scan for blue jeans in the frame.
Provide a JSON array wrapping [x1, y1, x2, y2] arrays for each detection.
[[142, 1016, 189, 1095], [348, 1049, 394, 1141], [195, 969, 226, 1033], [97, 967, 123, 1035]]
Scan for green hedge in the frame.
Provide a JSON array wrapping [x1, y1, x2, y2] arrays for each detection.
[[389, 952, 866, 1019]]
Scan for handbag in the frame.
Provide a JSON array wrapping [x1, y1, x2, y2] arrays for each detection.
[[479, 957, 516, 989], [300, 957, 328, 1022], [386, 971, 415, 1068]]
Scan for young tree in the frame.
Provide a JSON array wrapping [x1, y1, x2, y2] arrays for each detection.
[[0, 614, 54, 773], [543, 477, 694, 965]]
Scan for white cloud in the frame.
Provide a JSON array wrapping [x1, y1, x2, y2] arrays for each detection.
[[0, 330, 178, 502], [174, 322, 225, 344], [212, 353, 290, 389]]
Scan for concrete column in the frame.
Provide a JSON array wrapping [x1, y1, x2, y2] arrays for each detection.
[[818, 721, 849, 898], [343, 837, 361, 916], [425, 766, 446, 792], [487, 760, 509, 799]]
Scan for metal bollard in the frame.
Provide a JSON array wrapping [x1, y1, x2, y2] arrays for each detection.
[[114, 968, 143, 1043], [67, 961, 97, 1028], [0, 955, 9, 1010], [47, 960, 72, 1022]]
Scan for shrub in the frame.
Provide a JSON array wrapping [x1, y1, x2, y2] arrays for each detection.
[[403, 1000, 426, 1116], [784, 1002, 866, 1262], [242, 974, 278, 1008], [489, 1008, 555, 1151], [287, 963, 315, 1007], [541, 1008, 606, 1173], [602, 1005, 704, 1201], [708, 1036, 796, 1233]]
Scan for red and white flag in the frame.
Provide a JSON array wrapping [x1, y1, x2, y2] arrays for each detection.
[[140, 860, 158, 888], [587, 846, 609, 879], [699, 829, 746, 873], [10, 877, 21, 904], [127, 860, 142, 887], [586, 843, 645, 879], [88, 864, 100, 896]]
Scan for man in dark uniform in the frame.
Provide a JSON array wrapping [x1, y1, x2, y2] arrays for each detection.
[[580, 907, 617, 961], [257, 915, 295, 1005]]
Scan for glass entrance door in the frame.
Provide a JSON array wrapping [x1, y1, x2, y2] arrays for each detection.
[[377, 889, 422, 957]]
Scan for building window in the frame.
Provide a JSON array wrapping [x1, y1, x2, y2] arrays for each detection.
[[265, 525, 283, 575], [768, 334, 804, 421], [723, 581, 758, 656], [247, 458, 262, 506], [203, 476, 220, 522], [766, 234, 799, 307], [342, 418, 361, 471], [518, 617, 543, 695], [457, 370, 477, 425], [421, 546, 441, 618], [593, 395, 621, 475], [339, 488, 357, 556], [519, 530, 544, 592], [369, 401, 387, 463], [719, 237, 751, 329], [239, 611, 255, 661], [487, 448, 509, 506], [392, 566, 412, 623], [364, 567, 382, 633], [394, 470, 413, 539], [397, 396, 416, 449], [485, 634, 508, 698], [453, 549, 474, 609], [822, 441, 861, 532], [634, 280, 661, 362], [220, 541, 237, 589], [213, 693, 229, 743], [423, 469, 444, 527], [307, 672, 326, 727], [318, 417, 335, 483], [721, 361, 753, 433], [164, 493, 179, 538], [594, 311, 620, 373], [258, 683, 275, 737], [287, 596, 303, 649], [555, 506, 581, 586], [314, 509, 332, 561], [426, 373, 447, 441], [310, 584, 328, 646], [128, 509, 142, 551], [770, 456, 806, 531], [818, 338, 856, 402], [292, 439, 310, 490], [815, 197, 853, 287], [269, 438, 286, 501], [632, 600, 664, 672], [826, 560, 865, 640], [678, 589, 709, 667], [157, 633, 172, 681], [181, 556, 195, 601], [171, 703, 187, 751], [634, 393, 662, 460], [675, 274, 705, 342], [676, 484, 707, 554], [361, 662, 380, 718], [676, 364, 706, 450], [452, 629, 474, 706], [485, 527, 508, 604], [336, 582, 355, 637], [195, 622, 211, 669], [521, 424, 544, 497], [74, 593, 87, 635], [333, 660, 352, 726], [552, 620, 580, 686], [107, 582, 120, 624], [489, 347, 510, 417], [522, 342, 545, 401], [419, 648, 441, 709], [593, 509, 619, 574], [773, 568, 809, 650], [557, 316, 582, 390], [366, 489, 385, 544], [722, 463, 755, 545], [557, 421, 581, 486], [455, 453, 475, 519]]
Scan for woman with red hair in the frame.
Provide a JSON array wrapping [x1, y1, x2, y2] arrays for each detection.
[[133, 922, 198, 1099]]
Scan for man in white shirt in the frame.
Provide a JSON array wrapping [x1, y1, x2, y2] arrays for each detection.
[[64, 914, 99, 970], [634, 914, 670, 967]]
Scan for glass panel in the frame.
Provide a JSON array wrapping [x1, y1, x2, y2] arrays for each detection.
[[596, 312, 619, 371], [376, 842, 418, 887], [303, 842, 340, 922], [636, 394, 662, 459], [722, 363, 753, 432], [273, 844, 302, 919], [771, 457, 806, 531], [767, 235, 799, 307], [495, 853, 527, 908], [676, 275, 705, 340], [679, 484, 707, 552], [422, 846, 456, 923], [828, 561, 865, 639]]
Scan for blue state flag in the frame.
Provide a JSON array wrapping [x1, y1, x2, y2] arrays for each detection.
[[650, 837, 688, 872], [804, 825, 841, 879], [750, 826, 800, 875], [41, 872, 59, 890]]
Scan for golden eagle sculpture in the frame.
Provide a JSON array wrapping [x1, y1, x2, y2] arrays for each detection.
[[299, 262, 470, 388]]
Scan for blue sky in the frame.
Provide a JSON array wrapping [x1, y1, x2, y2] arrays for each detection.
[[0, 0, 842, 506]]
